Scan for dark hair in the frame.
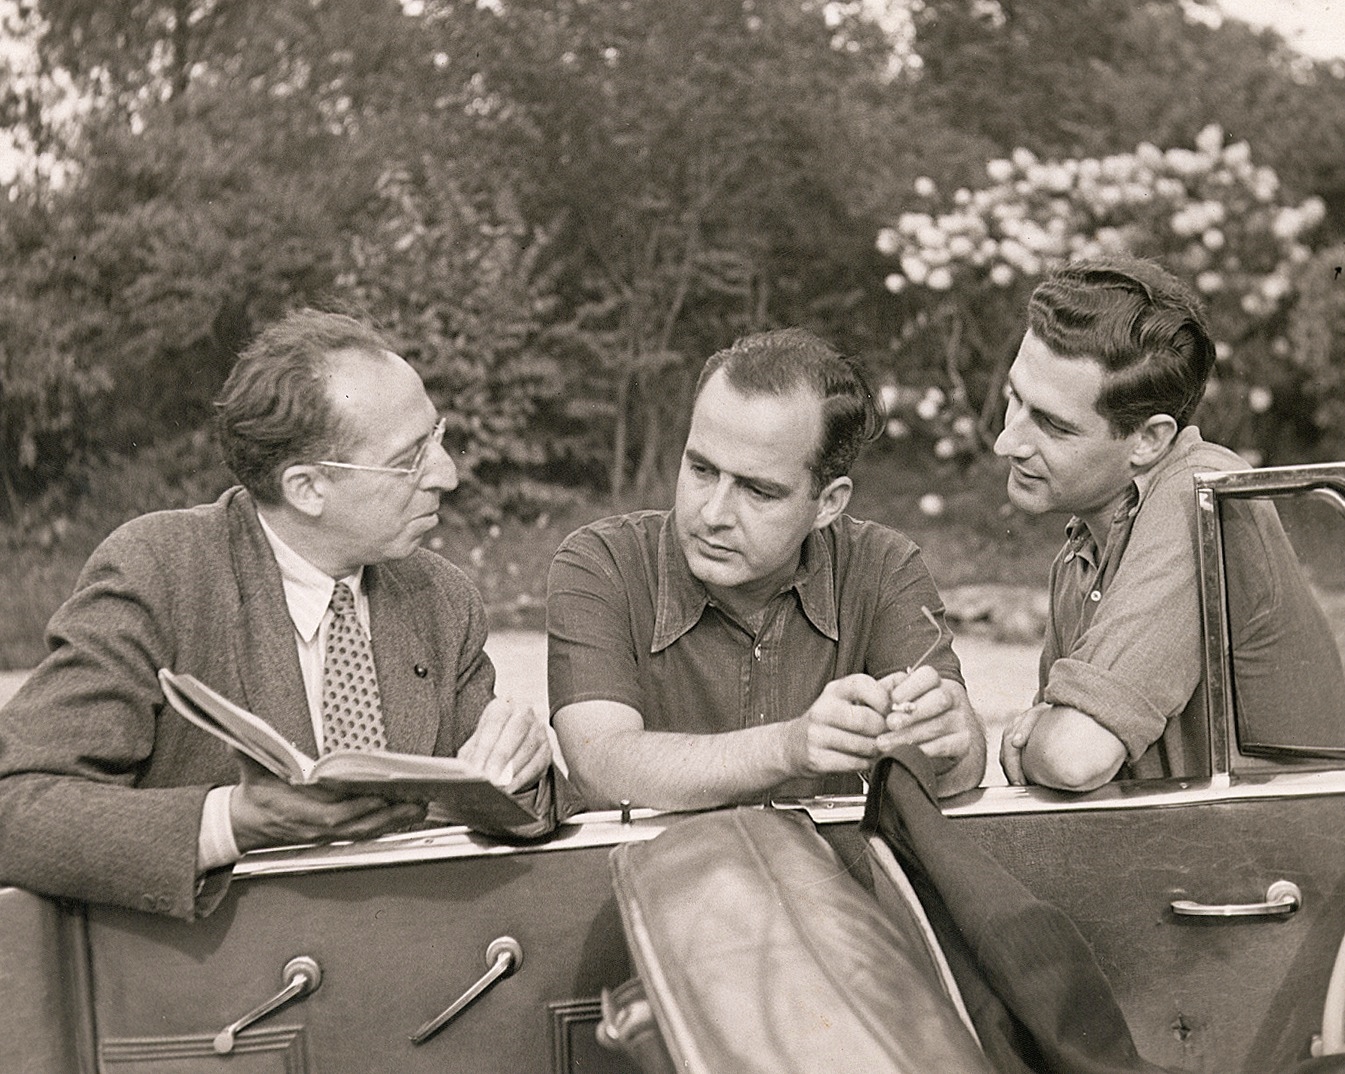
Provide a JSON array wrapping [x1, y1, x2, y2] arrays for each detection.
[[1026, 255, 1216, 435], [214, 309, 394, 503], [694, 328, 883, 495]]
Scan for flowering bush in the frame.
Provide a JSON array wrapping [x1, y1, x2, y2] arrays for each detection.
[[874, 125, 1332, 465]]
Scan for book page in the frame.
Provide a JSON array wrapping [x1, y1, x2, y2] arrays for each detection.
[[160, 669, 541, 831], [158, 669, 314, 783]]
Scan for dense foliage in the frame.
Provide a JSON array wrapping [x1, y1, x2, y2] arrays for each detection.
[[1, 0, 1344, 530]]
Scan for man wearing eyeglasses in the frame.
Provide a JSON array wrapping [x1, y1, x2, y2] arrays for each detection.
[[0, 309, 553, 919]]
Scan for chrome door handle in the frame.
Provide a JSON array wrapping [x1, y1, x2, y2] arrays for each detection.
[[1171, 879, 1302, 918], [213, 956, 322, 1054], [411, 936, 523, 1045]]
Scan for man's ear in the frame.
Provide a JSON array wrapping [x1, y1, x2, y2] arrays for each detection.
[[1130, 414, 1179, 469], [278, 464, 328, 519], [813, 476, 852, 530]]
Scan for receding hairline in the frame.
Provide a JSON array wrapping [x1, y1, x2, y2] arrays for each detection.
[[316, 346, 419, 451]]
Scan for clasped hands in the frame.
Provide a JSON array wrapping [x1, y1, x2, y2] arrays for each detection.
[[785, 665, 962, 778], [229, 696, 551, 854]]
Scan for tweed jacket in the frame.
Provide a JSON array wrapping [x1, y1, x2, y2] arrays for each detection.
[[0, 487, 519, 919]]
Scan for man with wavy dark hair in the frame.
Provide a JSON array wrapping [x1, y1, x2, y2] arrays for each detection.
[[0, 309, 552, 918], [996, 255, 1341, 789], [548, 328, 985, 811]]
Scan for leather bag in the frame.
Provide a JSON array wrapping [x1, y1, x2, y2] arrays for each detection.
[[604, 806, 993, 1074]]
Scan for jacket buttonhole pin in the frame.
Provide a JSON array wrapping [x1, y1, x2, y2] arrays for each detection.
[[414, 664, 429, 678]]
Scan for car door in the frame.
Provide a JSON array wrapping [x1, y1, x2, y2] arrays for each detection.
[[61, 813, 676, 1074], [938, 462, 1345, 1073]]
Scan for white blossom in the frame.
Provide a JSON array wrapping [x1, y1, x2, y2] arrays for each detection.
[[1247, 386, 1273, 413], [918, 492, 946, 516], [1194, 124, 1225, 155], [947, 234, 976, 259], [897, 211, 932, 234], [1301, 196, 1327, 228]]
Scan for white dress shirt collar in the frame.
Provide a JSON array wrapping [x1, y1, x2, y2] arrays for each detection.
[[254, 511, 365, 641]]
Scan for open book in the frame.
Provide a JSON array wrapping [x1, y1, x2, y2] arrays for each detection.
[[158, 668, 538, 831]]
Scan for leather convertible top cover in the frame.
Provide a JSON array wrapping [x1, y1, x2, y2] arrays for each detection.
[[607, 807, 993, 1074]]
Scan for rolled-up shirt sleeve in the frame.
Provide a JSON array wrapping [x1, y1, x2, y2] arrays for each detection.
[[1041, 473, 1204, 762]]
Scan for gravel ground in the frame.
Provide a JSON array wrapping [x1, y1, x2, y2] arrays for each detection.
[[0, 630, 1038, 787]]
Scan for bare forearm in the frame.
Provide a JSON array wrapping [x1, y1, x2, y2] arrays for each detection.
[[563, 723, 798, 812], [1019, 706, 1126, 792]]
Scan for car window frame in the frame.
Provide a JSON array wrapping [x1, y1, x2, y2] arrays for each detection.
[[1196, 462, 1345, 777]]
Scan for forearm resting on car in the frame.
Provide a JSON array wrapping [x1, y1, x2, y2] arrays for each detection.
[[1000, 702, 1126, 792], [553, 674, 886, 811], [554, 670, 985, 811]]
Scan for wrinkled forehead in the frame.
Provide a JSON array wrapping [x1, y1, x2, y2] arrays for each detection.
[[687, 372, 824, 480]]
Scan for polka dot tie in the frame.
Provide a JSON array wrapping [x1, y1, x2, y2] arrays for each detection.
[[320, 582, 388, 754]]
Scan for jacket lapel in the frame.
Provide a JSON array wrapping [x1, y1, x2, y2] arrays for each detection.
[[225, 491, 319, 757], [367, 563, 441, 756]]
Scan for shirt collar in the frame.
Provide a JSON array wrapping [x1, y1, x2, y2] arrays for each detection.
[[255, 511, 364, 643], [650, 514, 838, 652], [1132, 424, 1204, 507], [1062, 424, 1206, 567]]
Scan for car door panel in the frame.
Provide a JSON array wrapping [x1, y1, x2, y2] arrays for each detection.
[[83, 826, 649, 1074], [950, 788, 1345, 1073]]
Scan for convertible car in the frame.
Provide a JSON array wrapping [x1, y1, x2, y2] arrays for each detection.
[[4, 461, 1345, 1073]]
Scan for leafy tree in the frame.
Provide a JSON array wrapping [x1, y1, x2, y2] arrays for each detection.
[[442, 0, 949, 496], [909, 0, 1345, 230]]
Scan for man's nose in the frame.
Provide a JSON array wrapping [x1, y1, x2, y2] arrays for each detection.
[[421, 442, 459, 492], [700, 477, 735, 527], [994, 411, 1031, 460]]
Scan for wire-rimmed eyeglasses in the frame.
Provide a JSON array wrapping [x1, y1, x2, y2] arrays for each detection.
[[315, 417, 448, 479]]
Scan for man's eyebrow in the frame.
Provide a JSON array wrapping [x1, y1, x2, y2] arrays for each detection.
[[1008, 374, 1081, 433], [384, 418, 437, 465], [684, 448, 792, 497]]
